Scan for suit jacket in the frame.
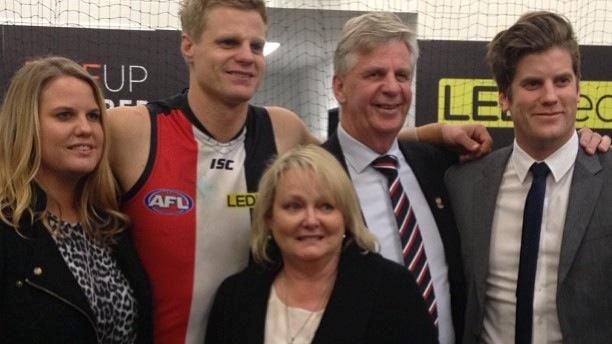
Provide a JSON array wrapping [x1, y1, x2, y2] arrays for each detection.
[[322, 133, 466, 341], [0, 186, 153, 343], [205, 242, 437, 343], [445, 145, 612, 344]]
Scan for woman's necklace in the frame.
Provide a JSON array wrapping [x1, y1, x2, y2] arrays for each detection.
[[281, 272, 334, 344], [284, 300, 317, 343]]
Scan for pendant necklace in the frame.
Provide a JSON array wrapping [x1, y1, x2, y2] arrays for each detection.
[[281, 272, 332, 344]]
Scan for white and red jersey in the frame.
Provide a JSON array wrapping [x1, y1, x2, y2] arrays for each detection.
[[122, 92, 277, 343]]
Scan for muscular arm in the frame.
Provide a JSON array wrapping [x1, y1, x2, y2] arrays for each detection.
[[267, 106, 320, 154], [267, 107, 497, 161], [107, 105, 151, 193]]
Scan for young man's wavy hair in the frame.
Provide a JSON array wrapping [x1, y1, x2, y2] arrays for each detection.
[[486, 11, 580, 100]]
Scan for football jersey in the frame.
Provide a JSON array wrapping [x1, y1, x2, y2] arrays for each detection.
[[122, 92, 277, 343]]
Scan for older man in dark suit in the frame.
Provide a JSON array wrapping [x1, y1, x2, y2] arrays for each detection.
[[320, 12, 487, 343], [445, 11, 612, 344]]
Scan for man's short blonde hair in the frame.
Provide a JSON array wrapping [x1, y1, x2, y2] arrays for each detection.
[[179, 0, 267, 41]]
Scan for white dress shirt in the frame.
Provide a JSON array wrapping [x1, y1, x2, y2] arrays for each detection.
[[337, 125, 454, 344], [482, 131, 578, 344]]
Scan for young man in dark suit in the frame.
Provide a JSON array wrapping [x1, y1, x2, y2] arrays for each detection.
[[445, 11, 612, 343]]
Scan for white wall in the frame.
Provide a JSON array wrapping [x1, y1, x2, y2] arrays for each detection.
[[417, 0, 612, 44], [5, 1, 611, 45], [267, 0, 415, 12], [1, 0, 416, 28], [0, 0, 178, 28]]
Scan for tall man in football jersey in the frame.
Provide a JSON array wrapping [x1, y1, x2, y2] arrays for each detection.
[[105, 1, 526, 343]]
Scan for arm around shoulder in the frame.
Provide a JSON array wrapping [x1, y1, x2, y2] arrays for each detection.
[[267, 106, 320, 154], [401, 123, 493, 162]]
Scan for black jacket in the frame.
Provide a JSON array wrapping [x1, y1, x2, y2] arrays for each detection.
[[206, 242, 437, 343], [0, 186, 152, 343]]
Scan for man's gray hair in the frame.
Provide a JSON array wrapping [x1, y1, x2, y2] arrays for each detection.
[[333, 12, 419, 76]]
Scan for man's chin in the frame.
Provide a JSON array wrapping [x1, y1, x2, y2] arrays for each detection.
[[373, 122, 404, 137], [223, 91, 257, 106]]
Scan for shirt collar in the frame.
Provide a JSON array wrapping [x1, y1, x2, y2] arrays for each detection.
[[337, 125, 402, 173], [510, 131, 578, 183]]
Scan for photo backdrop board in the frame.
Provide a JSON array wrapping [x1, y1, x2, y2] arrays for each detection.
[[2, 1, 612, 144]]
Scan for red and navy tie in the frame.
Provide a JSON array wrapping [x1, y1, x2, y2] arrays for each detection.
[[372, 155, 438, 325]]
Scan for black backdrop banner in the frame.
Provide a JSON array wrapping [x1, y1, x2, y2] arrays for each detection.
[[417, 40, 612, 149], [2, 26, 612, 150], [0, 25, 187, 108]]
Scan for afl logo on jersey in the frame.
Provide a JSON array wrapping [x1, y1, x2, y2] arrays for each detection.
[[145, 189, 193, 215]]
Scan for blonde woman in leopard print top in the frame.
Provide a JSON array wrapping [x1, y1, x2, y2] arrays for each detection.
[[0, 56, 152, 343]]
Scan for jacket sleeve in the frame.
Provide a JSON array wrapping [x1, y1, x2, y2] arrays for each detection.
[[0, 225, 8, 327], [205, 276, 237, 344], [0, 227, 4, 304]]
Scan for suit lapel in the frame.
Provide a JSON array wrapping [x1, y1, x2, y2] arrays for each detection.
[[471, 147, 512, 300], [400, 144, 435, 198], [558, 150, 603, 283], [398, 142, 456, 217], [321, 133, 350, 172]]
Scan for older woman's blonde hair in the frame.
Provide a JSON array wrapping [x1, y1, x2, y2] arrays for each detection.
[[251, 144, 377, 264], [0, 56, 128, 244]]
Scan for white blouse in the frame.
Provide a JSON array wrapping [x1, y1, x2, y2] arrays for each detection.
[[264, 285, 324, 344]]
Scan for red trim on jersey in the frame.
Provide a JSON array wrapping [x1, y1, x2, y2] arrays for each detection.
[[123, 108, 197, 343]]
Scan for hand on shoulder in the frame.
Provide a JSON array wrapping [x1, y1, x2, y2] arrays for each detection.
[[578, 127, 611, 155], [440, 123, 493, 162]]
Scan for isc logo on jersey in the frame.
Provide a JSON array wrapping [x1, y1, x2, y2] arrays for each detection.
[[145, 189, 193, 215]]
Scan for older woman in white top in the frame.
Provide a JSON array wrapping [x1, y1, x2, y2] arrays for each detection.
[[206, 144, 436, 343]]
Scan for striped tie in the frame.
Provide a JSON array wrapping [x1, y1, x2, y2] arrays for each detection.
[[372, 155, 438, 325]]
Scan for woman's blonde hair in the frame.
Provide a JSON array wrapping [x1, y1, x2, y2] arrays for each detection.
[[0, 56, 128, 244], [250, 144, 377, 264]]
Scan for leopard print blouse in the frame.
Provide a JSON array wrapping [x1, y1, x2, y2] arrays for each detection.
[[48, 213, 138, 343]]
